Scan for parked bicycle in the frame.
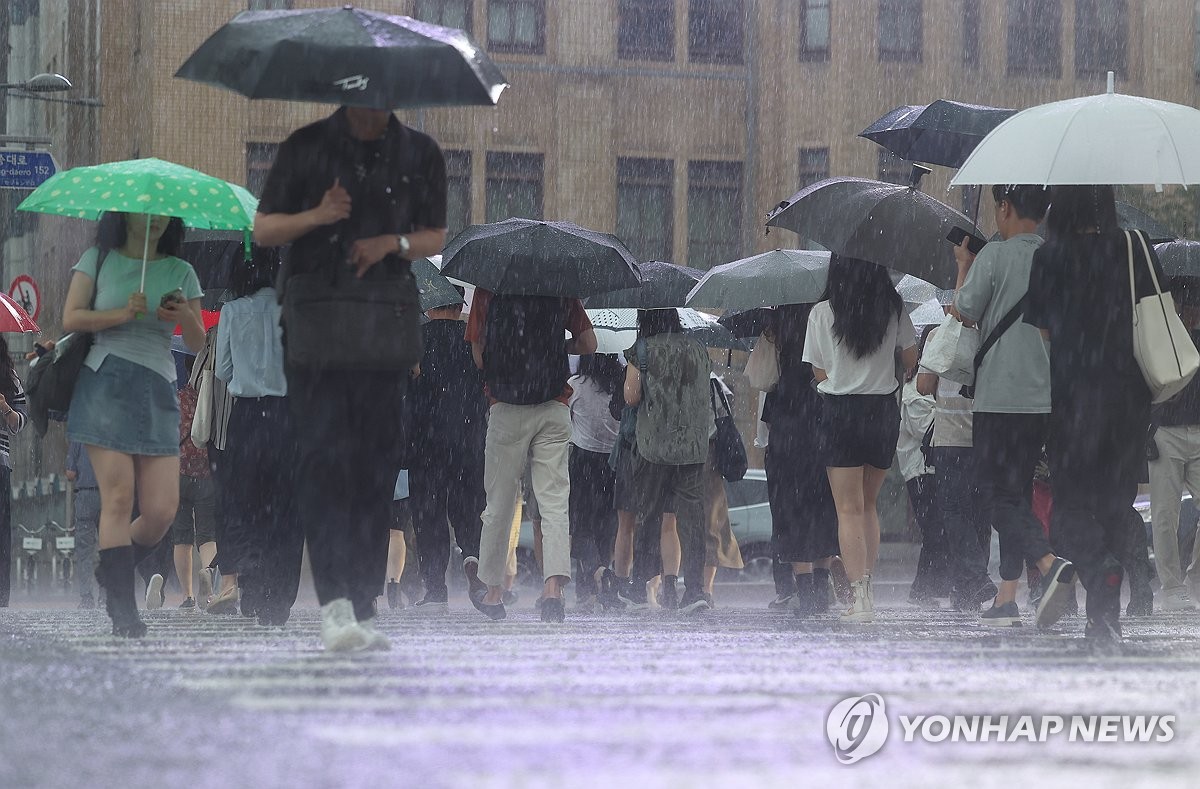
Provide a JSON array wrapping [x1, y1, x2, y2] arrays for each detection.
[[15, 522, 48, 596], [49, 520, 75, 594]]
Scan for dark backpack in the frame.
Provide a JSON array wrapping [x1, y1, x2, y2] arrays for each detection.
[[483, 295, 571, 405]]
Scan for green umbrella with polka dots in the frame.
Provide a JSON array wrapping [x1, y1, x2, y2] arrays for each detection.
[[16, 157, 257, 288]]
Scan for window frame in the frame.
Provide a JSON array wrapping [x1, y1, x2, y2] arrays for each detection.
[[878, 0, 922, 63], [686, 159, 744, 271], [245, 141, 280, 197], [687, 0, 745, 65], [799, 0, 831, 62], [484, 151, 545, 222], [616, 157, 676, 264], [1006, 0, 1062, 78], [798, 147, 831, 190], [413, 0, 474, 35], [487, 0, 546, 56], [1074, 0, 1128, 79], [962, 0, 980, 68], [443, 149, 473, 242], [618, 0, 675, 62]]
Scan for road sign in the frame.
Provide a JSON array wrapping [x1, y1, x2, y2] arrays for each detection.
[[9, 275, 41, 321], [0, 148, 58, 190]]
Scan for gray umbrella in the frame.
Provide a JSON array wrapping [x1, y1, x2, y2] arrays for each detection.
[[686, 249, 830, 310], [765, 177, 982, 289], [175, 6, 507, 109], [441, 218, 641, 298], [1155, 240, 1200, 278], [411, 256, 464, 311], [585, 261, 704, 308]]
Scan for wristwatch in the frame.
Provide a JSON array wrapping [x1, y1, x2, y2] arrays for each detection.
[[396, 234, 411, 257]]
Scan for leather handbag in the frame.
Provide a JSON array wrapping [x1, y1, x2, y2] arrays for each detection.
[[710, 379, 748, 482], [1127, 230, 1200, 403]]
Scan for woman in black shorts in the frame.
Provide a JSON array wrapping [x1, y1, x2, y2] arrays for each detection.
[[803, 255, 917, 623]]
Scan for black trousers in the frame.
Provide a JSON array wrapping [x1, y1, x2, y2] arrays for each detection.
[[765, 419, 838, 564], [1049, 384, 1151, 621], [569, 445, 617, 594], [974, 412, 1053, 581], [409, 437, 485, 596], [0, 467, 9, 606], [935, 446, 990, 591], [221, 396, 305, 612], [288, 369, 407, 621], [907, 474, 951, 595]]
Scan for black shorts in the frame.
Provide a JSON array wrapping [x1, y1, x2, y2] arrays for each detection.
[[820, 393, 900, 470], [613, 441, 673, 514]]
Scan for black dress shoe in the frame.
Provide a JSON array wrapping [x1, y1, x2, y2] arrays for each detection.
[[540, 597, 565, 623], [471, 589, 506, 620]]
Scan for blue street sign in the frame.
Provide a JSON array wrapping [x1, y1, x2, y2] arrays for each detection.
[[0, 148, 58, 190]]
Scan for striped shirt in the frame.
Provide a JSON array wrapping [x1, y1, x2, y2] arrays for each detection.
[[1, 373, 29, 469]]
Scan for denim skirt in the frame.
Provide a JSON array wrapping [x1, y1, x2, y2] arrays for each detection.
[[68, 354, 180, 456]]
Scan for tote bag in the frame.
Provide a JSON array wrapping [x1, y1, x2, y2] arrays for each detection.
[[744, 333, 780, 391], [1127, 230, 1200, 404], [920, 313, 978, 386], [190, 344, 215, 448]]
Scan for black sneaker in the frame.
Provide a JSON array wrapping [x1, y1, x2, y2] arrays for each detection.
[[1035, 558, 1077, 630], [257, 605, 290, 627], [178, 597, 196, 610], [413, 589, 449, 612], [471, 588, 506, 620], [386, 581, 403, 610], [618, 578, 649, 609], [980, 600, 1021, 627], [540, 596, 565, 623], [598, 570, 627, 611], [659, 575, 679, 610], [502, 590, 518, 607], [679, 590, 713, 615], [1084, 614, 1123, 653], [768, 593, 794, 610]]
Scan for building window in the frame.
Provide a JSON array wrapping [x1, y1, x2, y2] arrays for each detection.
[[617, 158, 674, 263], [687, 160, 743, 270], [248, 0, 292, 9], [962, 0, 980, 67], [1007, 0, 1061, 77], [245, 142, 279, 197], [485, 152, 543, 222], [798, 147, 830, 190], [879, 0, 922, 62], [1075, 0, 1127, 79], [444, 150, 472, 241], [688, 0, 744, 65], [488, 0, 545, 55], [876, 150, 909, 185], [800, 0, 831, 61], [414, 0, 473, 34], [618, 0, 674, 62]]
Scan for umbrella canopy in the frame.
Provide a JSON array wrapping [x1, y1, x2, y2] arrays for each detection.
[[686, 249, 830, 310], [585, 261, 703, 309], [717, 307, 773, 339], [765, 177, 981, 288], [441, 219, 641, 299], [175, 6, 507, 110], [411, 256, 464, 311], [951, 74, 1200, 190], [859, 99, 1016, 169], [1154, 240, 1200, 278], [908, 297, 946, 326], [586, 308, 748, 352], [0, 292, 39, 333], [17, 158, 257, 230]]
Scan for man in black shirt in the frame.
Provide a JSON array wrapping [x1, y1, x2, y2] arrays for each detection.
[[1147, 281, 1200, 612], [407, 290, 488, 610], [255, 106, 447, 652]]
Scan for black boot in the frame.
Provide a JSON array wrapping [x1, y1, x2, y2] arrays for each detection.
[[791, 573, 817, 617], [811, 568, 833, 613], [96, 546, 147, 638]]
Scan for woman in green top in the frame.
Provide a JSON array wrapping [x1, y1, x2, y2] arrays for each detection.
[[62, 211, 205, 637]]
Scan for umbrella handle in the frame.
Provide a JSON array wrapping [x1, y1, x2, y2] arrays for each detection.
[[136, 214, 151, 319]]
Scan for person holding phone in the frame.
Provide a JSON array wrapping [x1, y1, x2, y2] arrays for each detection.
[[952, 185, 1074, 629], [62, 211, 205, 637]]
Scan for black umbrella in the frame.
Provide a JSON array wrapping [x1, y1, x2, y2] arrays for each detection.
[[441, 218, 641, 298], [175, 7, 508, 109], [180, 231, 244, 292], [1114, 201, 1179, 243], [1155, 240, 1200, 278], [717, 308, 773, 339], [585, 261, 703, 308], [860, 100, 1017, 169], [766, 177, 981, 288]]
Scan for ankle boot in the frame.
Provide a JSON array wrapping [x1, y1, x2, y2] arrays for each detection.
[[96, 546, 147, 638], [812, 568, 833, 612], [790, 573, 817, 617]]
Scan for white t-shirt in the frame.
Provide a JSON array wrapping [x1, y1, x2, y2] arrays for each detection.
[[802, 300, 916, 396]]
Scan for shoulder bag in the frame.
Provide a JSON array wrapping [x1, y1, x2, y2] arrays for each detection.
[[1128, 230, 1200, 403], [26, 251, 108, 437], [710, 379, 748, 482], [919, 314, 978, 386]]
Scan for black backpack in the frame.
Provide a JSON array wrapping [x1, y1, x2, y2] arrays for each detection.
[[483, 295, 571, 405]]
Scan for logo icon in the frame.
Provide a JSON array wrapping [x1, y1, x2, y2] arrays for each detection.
[[826, 694, 889, 764], [334, 74, 370, 92]]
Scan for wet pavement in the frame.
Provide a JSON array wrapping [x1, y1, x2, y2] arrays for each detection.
[[2, 587, 1199, 788]]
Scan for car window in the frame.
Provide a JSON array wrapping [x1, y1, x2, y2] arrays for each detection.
[[725, 478, 768, 508]]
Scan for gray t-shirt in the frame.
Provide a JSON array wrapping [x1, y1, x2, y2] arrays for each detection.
[[73, 247, 203, 382], [954, 233, 1051, 414]]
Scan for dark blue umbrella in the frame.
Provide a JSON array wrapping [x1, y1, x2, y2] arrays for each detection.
[[859, 100, 1017, 169]]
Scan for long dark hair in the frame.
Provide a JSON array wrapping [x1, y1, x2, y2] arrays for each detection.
[[1045, 185, 1119, 239], [95, 211, 185, 257], [0, 335, 15, 403], [577, 353, 624, 396], [231, 246, 282, 299], [820, 254, 903, 358], [638, 308, 682, 337]]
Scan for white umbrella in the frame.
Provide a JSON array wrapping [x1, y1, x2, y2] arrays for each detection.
[[908, 297, 946, 326], [950, 72, 1200, 191]]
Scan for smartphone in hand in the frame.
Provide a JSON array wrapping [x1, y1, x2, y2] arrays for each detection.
[[946, 226, 988, 256], [159, 288, 185, 307]]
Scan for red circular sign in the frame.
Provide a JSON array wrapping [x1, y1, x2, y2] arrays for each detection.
[[8, 275, 41, 321]]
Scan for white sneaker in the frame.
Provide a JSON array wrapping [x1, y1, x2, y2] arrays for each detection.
[[320, 599, 373, 652], [841, 579, 874, 623], [145, 574, 164, 610], [1160, 588, 1200, 612], [357, 618, 393, 651], [864, 573, 875, 611], [198, 567, 215, 610]]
